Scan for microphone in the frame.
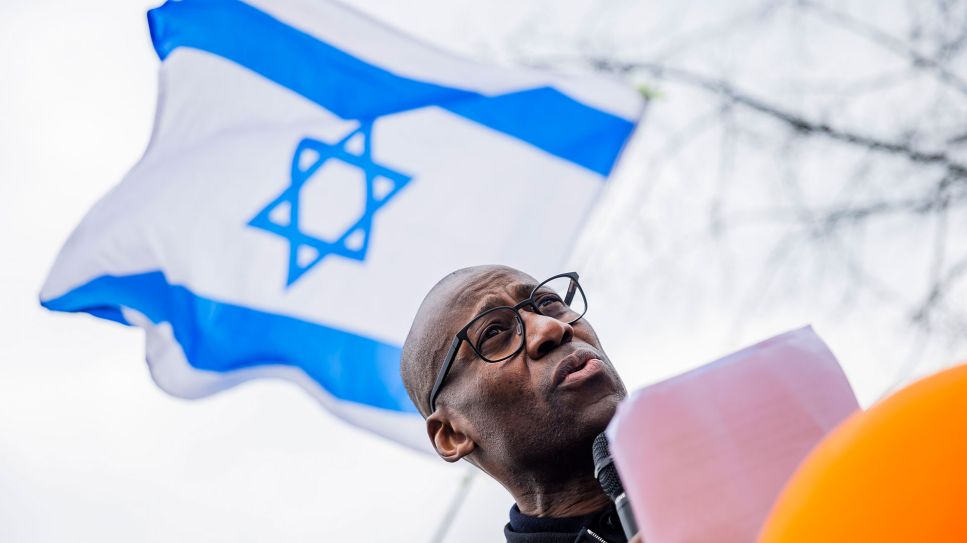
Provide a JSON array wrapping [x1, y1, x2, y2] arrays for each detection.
[[593, 432, 638, 540]]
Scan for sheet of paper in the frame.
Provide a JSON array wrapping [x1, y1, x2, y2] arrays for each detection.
[[606, 326, 859, 543]]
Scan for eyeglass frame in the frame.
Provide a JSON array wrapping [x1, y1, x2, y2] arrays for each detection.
[[427, 271, 587, 413]]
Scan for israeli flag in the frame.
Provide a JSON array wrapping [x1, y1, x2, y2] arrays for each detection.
[[40, 0, 642, 451]]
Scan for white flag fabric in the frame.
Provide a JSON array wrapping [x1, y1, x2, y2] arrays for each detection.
[[40, 0, 643, 451]]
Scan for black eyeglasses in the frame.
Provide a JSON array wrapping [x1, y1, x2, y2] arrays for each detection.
[[427, 272, 588, 412]]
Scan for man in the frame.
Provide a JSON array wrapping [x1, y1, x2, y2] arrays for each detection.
[[400, 265, 639, 543]]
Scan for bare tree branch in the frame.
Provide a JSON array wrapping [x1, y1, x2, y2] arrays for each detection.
[[588, 58, 967, 178], [798, 0, 967, 97]]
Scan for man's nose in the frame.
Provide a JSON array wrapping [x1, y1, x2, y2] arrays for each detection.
[[521, 310, 573, 359]]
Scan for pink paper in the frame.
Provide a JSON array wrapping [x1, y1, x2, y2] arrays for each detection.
[[606, 326, 858, 543]]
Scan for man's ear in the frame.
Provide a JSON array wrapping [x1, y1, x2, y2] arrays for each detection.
[[426, 409, 476, 462]]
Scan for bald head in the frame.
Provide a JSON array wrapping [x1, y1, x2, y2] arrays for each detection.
[[401, 265, 531, 417]]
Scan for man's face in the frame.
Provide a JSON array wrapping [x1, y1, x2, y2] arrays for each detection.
[[434, 267, 626, 468]]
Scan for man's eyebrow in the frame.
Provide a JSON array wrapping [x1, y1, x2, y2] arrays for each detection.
[[473, 283, 536, 314]]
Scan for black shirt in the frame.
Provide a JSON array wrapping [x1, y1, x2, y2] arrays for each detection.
[[504, 503, 629, 543]]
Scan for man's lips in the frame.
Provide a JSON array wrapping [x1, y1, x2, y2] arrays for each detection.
[[552, 349, 605, 388]]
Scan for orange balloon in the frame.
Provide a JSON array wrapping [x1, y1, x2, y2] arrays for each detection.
[[759, 362, 967, 543]]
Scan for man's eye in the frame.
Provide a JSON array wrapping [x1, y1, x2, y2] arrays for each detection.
[[483, 324, 505, 338], [538, 294, 563, 307], [476, 323, 508, 352]]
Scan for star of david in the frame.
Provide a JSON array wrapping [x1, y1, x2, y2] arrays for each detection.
[[248, 121, 412, 286]]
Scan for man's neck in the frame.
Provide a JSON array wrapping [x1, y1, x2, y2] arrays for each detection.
[[509, 470, 611, 518]]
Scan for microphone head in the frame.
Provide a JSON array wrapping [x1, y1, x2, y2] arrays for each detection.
[[592, 432, 624, 500]]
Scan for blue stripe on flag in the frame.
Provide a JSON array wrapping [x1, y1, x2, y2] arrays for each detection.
[[146, 0, 635, 176], [42, 272, 416, 413]]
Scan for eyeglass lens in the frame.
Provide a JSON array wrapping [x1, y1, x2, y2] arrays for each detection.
[[467, 308, 522, 361], [533, 275, 586, 321], [467, 276, 587, 362]]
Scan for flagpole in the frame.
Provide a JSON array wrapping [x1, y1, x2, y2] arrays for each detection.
[[430, 468, 477, 543]]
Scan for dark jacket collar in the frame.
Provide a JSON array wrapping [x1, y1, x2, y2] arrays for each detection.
[[504, 503, 628, 543]]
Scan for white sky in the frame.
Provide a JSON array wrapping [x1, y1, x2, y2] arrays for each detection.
[[2, 1, 964, 542]]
